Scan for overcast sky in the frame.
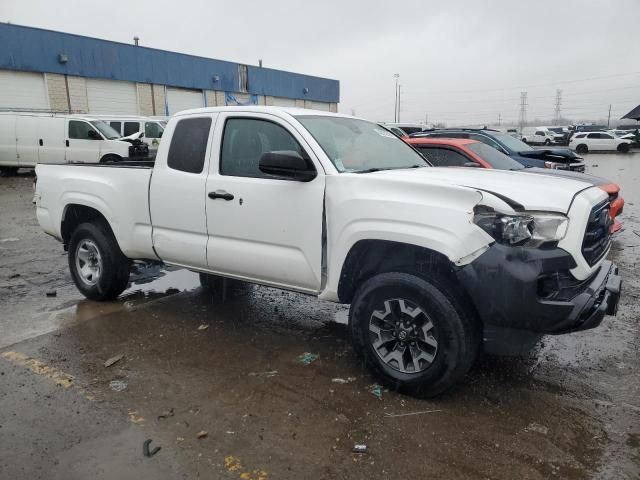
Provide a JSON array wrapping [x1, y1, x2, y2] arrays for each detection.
[[2, 0, 639, 126]]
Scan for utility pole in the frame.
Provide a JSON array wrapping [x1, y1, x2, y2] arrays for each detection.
[[393, 74, 399, 123], [397, 85, 402, 123], [607, 104, 612, 128], [554, 89, 562, 125], [497, 113, 502, 127], [425, 113, 428, 126], [518, 92, 528, 132]]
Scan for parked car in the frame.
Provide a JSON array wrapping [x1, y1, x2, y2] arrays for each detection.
[[405, 137, 624, 233], [91, 115, 165, 153], [569, 132, 632, 153], [505, 128, 520, 138], [0, 112, 148, 175], [384, 122, 428, 135], [411, 128, 585, 171], [520, 127, 557, 145], [34, 107, 621, 397]]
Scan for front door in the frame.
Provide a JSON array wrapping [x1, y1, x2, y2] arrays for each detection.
[[149, 114, 217, 268], [66, 120, 100, 163], [205, 113, 325, 293]]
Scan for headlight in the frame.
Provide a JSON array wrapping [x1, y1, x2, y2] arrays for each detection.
[[473, 206, 568, 247]]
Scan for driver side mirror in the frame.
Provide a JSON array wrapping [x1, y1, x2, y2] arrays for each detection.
[[259, 150, 317, 182], [87, 129, 100, 140]]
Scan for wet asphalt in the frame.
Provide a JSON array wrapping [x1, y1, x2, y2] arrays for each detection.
[[0, 153, 639, 479]]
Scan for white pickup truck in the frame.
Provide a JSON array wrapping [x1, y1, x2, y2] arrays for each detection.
[[34, 107, 622, 397]]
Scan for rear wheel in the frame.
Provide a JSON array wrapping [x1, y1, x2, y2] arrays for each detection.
[[349, 272, 480, 398], [68, 222, 131, 300], [576, 144, 588, 154], [544, 139, 551, 146], [100, 154, 122, 164], [617, 143, 630, 153], [521, 138, 528, 144]]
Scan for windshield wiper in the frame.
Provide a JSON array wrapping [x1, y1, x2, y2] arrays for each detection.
[[355, 165, 425, 174]]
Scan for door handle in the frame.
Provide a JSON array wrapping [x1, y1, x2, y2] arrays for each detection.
[[66, 139, 69, 147], [39, 139, 43, 146], [208, 190, 234, 201]]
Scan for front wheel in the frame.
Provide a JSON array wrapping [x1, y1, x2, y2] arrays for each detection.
[[68, 222, 131, 300], [521, 138, 527, 144], [617, 143, 630, 153], [349, 272, 480, 398], [544, 139, 551, 145]]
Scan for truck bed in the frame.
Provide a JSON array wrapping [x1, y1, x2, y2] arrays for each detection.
[[34, 162, 157, 260]]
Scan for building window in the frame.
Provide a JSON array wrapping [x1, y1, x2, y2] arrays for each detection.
[[238, 64, 248, 93]]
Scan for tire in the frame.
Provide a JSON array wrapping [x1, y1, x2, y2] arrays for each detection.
[[68, 222, 131, 301], [100, 154, 122, 164], [617, 143, 630, 153], [544, 139, 551, 146], [576, 144, 588, 154], [521, 138, 527, 144], [349, 272, 480, 398]]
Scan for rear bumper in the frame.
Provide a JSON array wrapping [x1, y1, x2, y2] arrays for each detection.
[[457, 244, 621, 354]]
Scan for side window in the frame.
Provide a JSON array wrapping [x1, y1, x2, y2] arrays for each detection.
[[220, 118, 307, 179], [469, 133, 499, 149], [587, 133, 600, 139], [600, 133, 613, 140], [68, 121, 94, 140], [535, 131, 545, 136], [167, 117, 212, 174], [417, 147, 469, 167], [109, 121, 122, 133], [123, 122, 140, 136], [145, 122, 164, 138]]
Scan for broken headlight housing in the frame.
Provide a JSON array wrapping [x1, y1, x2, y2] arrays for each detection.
[[473, 206, 568, 247]]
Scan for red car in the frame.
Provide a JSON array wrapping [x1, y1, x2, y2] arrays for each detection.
[[405, 137, 624, 233]]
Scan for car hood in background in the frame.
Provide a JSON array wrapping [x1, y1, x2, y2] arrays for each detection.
[[516, 148, 582, 161]]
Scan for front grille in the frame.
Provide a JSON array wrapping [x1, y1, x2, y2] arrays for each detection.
[[582, 200, 612, 266]]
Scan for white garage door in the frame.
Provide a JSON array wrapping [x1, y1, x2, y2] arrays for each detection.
[[311, 102, 331, 111], [272, 97, 296, 108], [87, 79, 138, 114], [166, 88, 203, 114], [0, 70, 48, 110]]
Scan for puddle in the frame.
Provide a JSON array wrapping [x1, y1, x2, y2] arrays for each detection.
[[122, 264, 200, 299]]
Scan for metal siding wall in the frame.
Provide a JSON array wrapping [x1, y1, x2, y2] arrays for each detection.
[[0, 23, 339, 103]]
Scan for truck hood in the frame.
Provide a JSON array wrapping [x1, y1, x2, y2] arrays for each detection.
[[369, 167, 596, 213]]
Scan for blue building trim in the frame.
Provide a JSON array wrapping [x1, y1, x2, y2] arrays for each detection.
[[0, 23, 339, 103]]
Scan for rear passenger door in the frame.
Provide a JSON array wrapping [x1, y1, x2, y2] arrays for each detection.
[[149, 115, 217, 268], [205, 112, 325, 293]]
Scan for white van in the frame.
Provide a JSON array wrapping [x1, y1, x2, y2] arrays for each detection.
[[92, 115, 165, 152], [0, 112, 146, 174]]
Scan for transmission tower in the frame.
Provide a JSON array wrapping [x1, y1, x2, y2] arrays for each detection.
[[518, 92, 528, 131], [554, 89, 563, 125]]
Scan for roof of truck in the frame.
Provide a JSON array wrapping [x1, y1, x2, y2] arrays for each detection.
[[173, 106, 350, 119]]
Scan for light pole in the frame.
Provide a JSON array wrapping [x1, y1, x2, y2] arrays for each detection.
[[393, 74, 399, 123]]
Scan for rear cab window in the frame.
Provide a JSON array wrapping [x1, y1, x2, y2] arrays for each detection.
[[167, 117, 212, 174]]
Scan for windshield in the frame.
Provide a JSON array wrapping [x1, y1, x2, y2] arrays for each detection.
[[296, 116, 428, 172], [549, 127, 564, 134], [145, 121, 164, 138], [467, 142, 524, 170], [490, 131, 533, 152], [90, 121, 121, 140]]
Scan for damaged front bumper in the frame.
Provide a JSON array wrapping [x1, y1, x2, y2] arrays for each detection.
[[456, 244, 621, 355]]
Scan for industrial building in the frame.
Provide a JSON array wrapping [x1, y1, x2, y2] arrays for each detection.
[[0, 23, 339, 116]]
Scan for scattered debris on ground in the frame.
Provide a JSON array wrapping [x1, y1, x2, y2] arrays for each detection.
[[368, 384, 383, 400], [157, 408, 174, 420], [331, 377, 356, 384], [197, 324, 209, 331], [336, 413, 349, 423], [196, 430, 208, 439], [109, 379, 128, 392], [526, 423, 549, 435], [248, 370, 278, 377], [143, 439, 161, 458], [297, 352, 320, 365], [352, 444, 368, 454], [103, 354, 123, 368], [383, 410, 442, 418]]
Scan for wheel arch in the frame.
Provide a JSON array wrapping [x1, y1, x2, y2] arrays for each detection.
[[337, 239, 460, 304], [61, 203, 116, 251]]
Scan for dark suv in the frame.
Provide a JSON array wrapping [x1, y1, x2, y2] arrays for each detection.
[[411, 128, 585, 172]]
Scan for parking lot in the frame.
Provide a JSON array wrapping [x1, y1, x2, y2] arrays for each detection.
[[0, 152, 637, 479]]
